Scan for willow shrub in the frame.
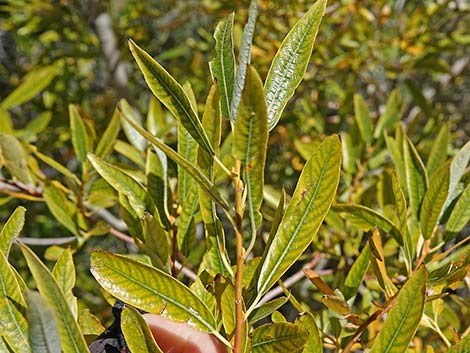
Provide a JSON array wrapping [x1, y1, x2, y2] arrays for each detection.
[[1, 0, 470, 352]]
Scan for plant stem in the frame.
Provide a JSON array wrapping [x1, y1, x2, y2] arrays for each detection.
[[233, 159, 245, 353]]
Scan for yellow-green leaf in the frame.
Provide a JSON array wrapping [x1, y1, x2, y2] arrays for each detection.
[[404, 135, 428, 221], [0, 133, 32, 184], [95, 107, 121, 159], [420, 162, 450, 239], [52, 249, 77, 318], [445, 182, 470, 237], [298, 313, 322, 353], [121, 306, 163, 353], [90, 251, 218, 334], [446, 334, 470, 353], [248, 297, 288, 325], [128, 39, 214, 154], [374, 89, 401, 139], [121, 115, 231, 212], [32, 147, 80, 185], [370, 266, 427, 353], [69, 105, 91, 163], [0, 251, 29, 353], [233, 65, 268, 231], [43, 183, 79, 236], [88, 154, 148, 217], [1, 64, 59, 110], [426, 123, 450, 178], [119, 99, 147, 152], [212, 13, 235, 120], [342, 243, 370, 300], [0, 206, 25, 256], [264, 0, 327, 131], [354, 94, 373, 144], [19, 243, 89, 353], [252, 322, 308, 353], [26, 290, 61, 353], [214, 275, 236, 335], [256, 135, 341, 300]]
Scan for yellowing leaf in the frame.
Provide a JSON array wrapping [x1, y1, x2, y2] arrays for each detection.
[[265, 0, 327, 131], [0, 206, 26, 256], [370, 266, 427, 353], [252, 322, 308, 353], [256, 135, 341, 301], [121, 306, 163, 353]]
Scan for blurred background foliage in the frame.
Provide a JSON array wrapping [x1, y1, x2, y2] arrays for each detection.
[[1, 0, 470, 346]]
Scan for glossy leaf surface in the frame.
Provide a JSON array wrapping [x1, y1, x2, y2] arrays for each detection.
[[121, 306, 163, 353], [342, 243, 370, 300], [128, 39, 213, 154], [264, 0, 327, 131], [90, 251, 218, 334], [370, 266, 426, 353], [0, 206, 25, 256], [252, 322, 308, 353], [257, 135, 341, 298]]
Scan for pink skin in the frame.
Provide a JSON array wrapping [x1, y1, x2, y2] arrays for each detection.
[[143, 314, 228, 353]]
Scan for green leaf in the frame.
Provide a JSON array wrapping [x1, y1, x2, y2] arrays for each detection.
[[332, 203, 402, 244], [231, 0, 258, 120], [214, 275, 236, 335], [370, 266, 427, 353], [342, 243, 370, 300], [248, 297, 288, 325], [43, 183, 79, 236], [374, 89, 401, 139], [445, 334, 470, 353], [445, 182, 470, 237], [1, 64, 59, 110], [95, 107, 121, 159], [52, 249, 77, 318], [21, 111, 52, 138], [147, 148, 171, 228], [0, 133, 32, 184], [141, 213, 171, 272], [446, 140, 470, 210], [264, 0, 327, 131], [119, 99, 147, 152], [69, 105, 91, 163], [252, 322, 308, 353], [78, 309, 104, 336], [26, 290, 61, 353], [19, 243, 90, 353], [426, 123, 450, 178], [385, 130, 407, 197], [212, 13, 235, 120], [256, 135, 341, 300], [0, 251, 29, 353], [121, 115, 231, 212], [353, 94, 373, 144], [31, 147, 80, 185], [298, 313, 322, 353], [0, 108, 14, 133], [121, 306, 163, 353], [420, 162, 450, 239], [114, 139, 146, 169], [128, 39, 214, 154], [88, 154, 148, 218], [0, 206, 25, 256], [233, 65, 268, 231], [403, 135, 428, 221], [90, 251, 219, 334]]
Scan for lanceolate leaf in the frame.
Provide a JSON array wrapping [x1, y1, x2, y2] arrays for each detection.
[[0, 251, 30, 353], [20, 243, 90, 353], [0, 133, 32, 184], [370, 266, 427, 353], [212, 13, 235, 120], [342, 243, 370, 300], [256, 135, 341, 299], [43, 183, 79, 236], [0, 206, 26, 256], [445, 182, 470, 236], [119, 99, 147, 152], [26, 290, 61, 353], [426, 123, 450, 178], [248, 297, 288, 325], [231, 0, 258, 120], [88, 154, 148, 217], [445, 140, 470, 210], [95, 107, 121, 159], [1, 64, 59, 110], [385, 131, 407, 197], [298, 313, 322, 353], [332, 203, 402, 244], [233, 65, 268, 231], [403, 135, 428, 221], [52, 249, 77, 318], [69, 105, 91, 163], [420, 162, 450, 239], [445, 334, 470, 353], [374, 89, 401, 139], [252, 322, 308, 353], [90, 251, 218, 334], [353, 94, 373, 144], [121, 306, 163, 353], [121, 115, 231, 212], [264, 0, 327, 131], [128, 39, 214, 154]]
